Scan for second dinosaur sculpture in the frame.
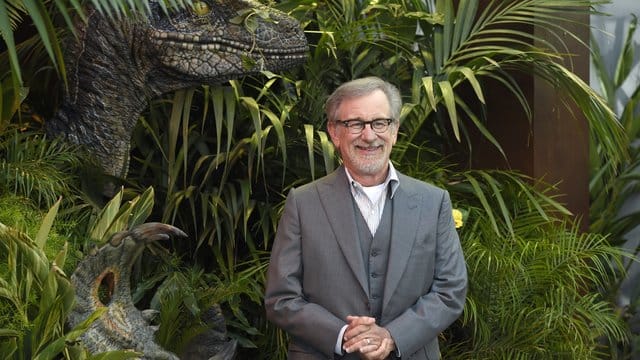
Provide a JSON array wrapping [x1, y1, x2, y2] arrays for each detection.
[[68, 222, 237, 359]]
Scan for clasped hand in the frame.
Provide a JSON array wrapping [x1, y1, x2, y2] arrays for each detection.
[[342, 316, 395, 360]]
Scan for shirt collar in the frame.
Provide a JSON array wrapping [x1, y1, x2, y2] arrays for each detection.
[[344, 162, 400, 199]]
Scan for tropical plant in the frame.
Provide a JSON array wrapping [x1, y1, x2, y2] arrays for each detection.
[[590, 12, 640, 359], [1, 0, 634, 359], [0, 198, 143, 360], [590, 13, 640, 243], [0, 128, 84, 207], [82, 185, 268, 356], [402, 159, 629, 359], [148, 259, 266, 354]]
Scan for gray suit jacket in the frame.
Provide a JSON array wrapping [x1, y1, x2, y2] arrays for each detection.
[[265, 166, 467, 360]]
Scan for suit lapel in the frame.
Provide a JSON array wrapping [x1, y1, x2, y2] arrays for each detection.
[[317, 167, 369, 297], [383, 179, 421, 309]]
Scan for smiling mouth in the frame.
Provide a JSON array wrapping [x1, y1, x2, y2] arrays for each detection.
[[356, 145, 383, 152]]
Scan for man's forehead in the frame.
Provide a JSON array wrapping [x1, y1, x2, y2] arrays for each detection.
[[336, 97, 390, 120], [337, 90, 390, 114]]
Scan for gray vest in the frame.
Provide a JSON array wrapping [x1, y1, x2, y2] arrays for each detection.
[[353, 195, 393, 320]]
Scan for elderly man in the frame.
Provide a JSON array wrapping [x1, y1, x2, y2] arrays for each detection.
[[265, 76, 467, 360]]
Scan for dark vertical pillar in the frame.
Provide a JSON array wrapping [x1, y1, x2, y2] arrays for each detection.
[[470, 7, 590, 229], [533, 11, 590, 228]]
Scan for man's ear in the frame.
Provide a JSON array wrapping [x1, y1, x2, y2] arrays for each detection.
[[327, 122, 340, 147]]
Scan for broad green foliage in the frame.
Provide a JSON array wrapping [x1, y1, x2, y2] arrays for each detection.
[[0, 0, 634, 359], [445, 170, 627, 359], [149, 260, 265, 352], [590, 13, 640, 247], [0, 220, 76, 359], [0, 129, 82, 207], [0, 202, 138, 360], [87, 186, 155, 244], [396, 145, 628, 359], [590, 12, 640, 358], [0, 194, 78, 274]]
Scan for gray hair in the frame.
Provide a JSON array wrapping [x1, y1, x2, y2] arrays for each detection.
[[325, 77, 402, 122]]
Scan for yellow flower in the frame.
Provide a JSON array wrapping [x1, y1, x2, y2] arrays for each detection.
[[452, 209, 463, 228]]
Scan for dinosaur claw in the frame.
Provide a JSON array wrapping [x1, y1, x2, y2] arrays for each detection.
[[106, 223, 186, 248], [146, 233, 171, 242], [130, 222, 188, 243]]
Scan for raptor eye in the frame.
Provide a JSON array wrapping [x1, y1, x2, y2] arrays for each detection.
[[191, 1, 211, 16]]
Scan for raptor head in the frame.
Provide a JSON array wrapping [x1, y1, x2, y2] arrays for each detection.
[[145, 0, 309, 93], [46, 0, 308, 183]]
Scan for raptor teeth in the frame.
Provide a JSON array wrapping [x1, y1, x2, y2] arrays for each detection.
[[151, 30, 308, 57]]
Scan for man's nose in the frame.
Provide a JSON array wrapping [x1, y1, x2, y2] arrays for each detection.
[[359, 125, 377, 140]]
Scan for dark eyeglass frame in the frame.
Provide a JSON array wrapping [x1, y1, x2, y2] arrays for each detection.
[[333, 118, 394, 134]]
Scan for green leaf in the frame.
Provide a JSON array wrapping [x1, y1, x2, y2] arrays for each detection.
[[211, 86, 225, 156], [0, 1, 23, 86], [263, 109, 287, 169], [0, 328, 20, 337], [87, 350, 143, 360], [456, 66, 485, 104], [421, 76, 438, 111], [463, 173, 501, 236], [35, 197, 62, 249], [304, 124, 315, 180], [613, 14, 637, 87], [89, 188, 124, 242], [453, 0, 477, 52], [32, 337, 66, 360], [455, 97, 505, 160], [478, 171, 514, 237], [441, 0, 454, 69], [127, 187, 155, 228], [223, 86, 237, 159], [437, 80, 459, 141], [318, 131, 335, 175], [22, 0, 64, 74]]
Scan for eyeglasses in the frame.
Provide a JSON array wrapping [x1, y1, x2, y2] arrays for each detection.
[[333, 118, 394, 134]]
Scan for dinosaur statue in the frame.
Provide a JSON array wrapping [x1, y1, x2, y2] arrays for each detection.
[[68, 222, 237, 359], [45, 0, 308, 181], [52, 2, 306, 356]]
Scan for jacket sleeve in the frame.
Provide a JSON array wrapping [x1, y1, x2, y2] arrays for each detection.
[[385, 190, 468, 357], [264, 188, 345, 357]]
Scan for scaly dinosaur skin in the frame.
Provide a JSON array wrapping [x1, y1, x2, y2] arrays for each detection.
[[68, 223, 236, 359], [45, 0, 308, 179]]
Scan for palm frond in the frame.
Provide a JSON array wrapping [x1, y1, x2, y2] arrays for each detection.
[[0, 222, 72, 358], [394, 0, 626, 179], [450, 210, 627, 359], [0, 129, 82, 207]]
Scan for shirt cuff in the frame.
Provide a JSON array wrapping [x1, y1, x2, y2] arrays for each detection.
[[335, 325, 348, 354]]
